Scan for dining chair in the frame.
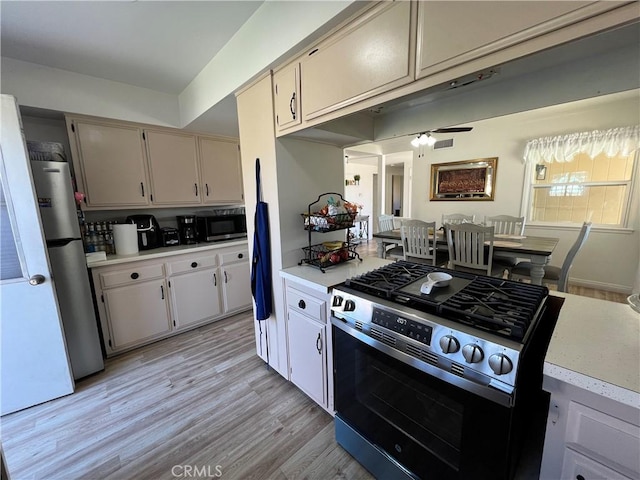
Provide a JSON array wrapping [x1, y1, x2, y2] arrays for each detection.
[[484, 215, 526, 271], [484, 215, 525, 235], [445, 223, 506, 277], [441, 213, 476, 227], [377, 214, 403, 259], [401, 220, 446, 266], [377, 214, 395, 232], [510, 222, 592, 292]]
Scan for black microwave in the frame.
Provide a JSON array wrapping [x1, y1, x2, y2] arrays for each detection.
[[196, 214, 247, 242]]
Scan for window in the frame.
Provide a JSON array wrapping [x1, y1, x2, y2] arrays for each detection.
[[523, 127, 639, 228]]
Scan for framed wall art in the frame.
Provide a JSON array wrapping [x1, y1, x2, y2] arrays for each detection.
[[430, 157, 498, 201]]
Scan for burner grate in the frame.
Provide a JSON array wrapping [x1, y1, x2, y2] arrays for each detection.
[[345, 261, 437, 298], [341, 260, 548, 342]]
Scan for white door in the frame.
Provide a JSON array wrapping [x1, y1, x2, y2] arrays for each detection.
[[0, 95, 74, 415]]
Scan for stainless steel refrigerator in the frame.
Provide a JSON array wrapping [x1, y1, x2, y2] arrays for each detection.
[[30, 159, 104, 379]]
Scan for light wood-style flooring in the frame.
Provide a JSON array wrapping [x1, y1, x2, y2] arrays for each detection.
[[1, 311, 373, 480]]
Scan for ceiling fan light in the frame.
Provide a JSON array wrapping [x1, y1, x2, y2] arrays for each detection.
[[418, 133, 430, 145], [411, 136, 421, 148], [425, 134, 437, 146]]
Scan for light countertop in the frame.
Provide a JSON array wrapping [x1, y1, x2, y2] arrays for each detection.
[[544, 292, 640, 408], [86, 239, 248, 268], [280, 256, 392, 294]]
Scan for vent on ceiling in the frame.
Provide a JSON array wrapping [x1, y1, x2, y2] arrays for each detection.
[[434, 138, 454, 149]]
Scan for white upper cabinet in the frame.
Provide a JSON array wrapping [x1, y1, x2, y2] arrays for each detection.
[[144, 129, 200, 205], [198, 137, 244, 204], [301, 1, 414, 121], [273, 62, 301, 132], [416, 1, 618, 79], [67, 118, 149, 208]]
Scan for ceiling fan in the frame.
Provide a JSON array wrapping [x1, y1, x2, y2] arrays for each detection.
[[410, 127, 473, 147]]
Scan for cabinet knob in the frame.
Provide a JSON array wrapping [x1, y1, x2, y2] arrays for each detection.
[[131, 272, 139, 279], [191, 262, 198, 268], [298, 299, 306, 309], [237, 253, 243, 259]]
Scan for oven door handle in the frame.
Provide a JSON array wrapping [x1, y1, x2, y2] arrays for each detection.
[[331, 316, 514, 408]]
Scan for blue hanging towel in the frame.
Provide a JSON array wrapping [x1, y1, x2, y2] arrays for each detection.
[[251, 158, 272, 321]]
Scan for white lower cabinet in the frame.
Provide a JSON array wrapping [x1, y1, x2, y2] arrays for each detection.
[[104, 279, 171, 350], [92, 243, 250, 356], [169, 268, 222, 330], [221, 261, 251, 313], [284, 281, 333, 412], [288, 310, 326, 406], [540, 376, 640, 480]]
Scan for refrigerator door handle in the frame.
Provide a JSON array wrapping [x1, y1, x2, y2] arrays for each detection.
[[29, 274, 46, 285]]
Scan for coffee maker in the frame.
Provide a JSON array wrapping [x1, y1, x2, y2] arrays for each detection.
[[176, 215, 197, 244]]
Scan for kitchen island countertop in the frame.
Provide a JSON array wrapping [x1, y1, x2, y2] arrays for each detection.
[[544, 291, 639, 408], [86, 238, 248, 268]]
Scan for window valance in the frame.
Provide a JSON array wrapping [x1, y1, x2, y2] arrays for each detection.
[[523, 126, 640, 164]]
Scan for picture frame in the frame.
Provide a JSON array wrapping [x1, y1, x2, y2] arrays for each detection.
[[430, 157, 498, 201]]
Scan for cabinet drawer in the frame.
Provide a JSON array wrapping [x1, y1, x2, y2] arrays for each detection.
[[566, 401, 640, 476], [167, 253, 218, 275], [287, 287, 326, 322], [100, 263, 164, 289], [220, 249, 248, 265]]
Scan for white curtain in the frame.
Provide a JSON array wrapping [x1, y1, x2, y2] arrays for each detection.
[[523, 126, 640, 164]]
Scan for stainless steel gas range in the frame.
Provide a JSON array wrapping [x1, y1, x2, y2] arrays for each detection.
[[330, 261, 563, 480]]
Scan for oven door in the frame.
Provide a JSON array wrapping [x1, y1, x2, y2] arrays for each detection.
[[333, 322, 519, 480]]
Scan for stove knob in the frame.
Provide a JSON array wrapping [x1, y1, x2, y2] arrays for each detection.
[[344, 299, 356, 312], [439, 335, 460, 354], [332, 296, 344, 307], [462, 344, 484, 364], [489, 354, 513, 375]]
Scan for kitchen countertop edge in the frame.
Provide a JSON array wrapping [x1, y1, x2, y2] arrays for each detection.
[[280, 257, 393, 293], [86, 239, 249, 268]]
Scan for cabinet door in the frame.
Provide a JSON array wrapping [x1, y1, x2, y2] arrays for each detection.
[[301, 1, 413, 121], [416, 1, 592, 79], [199, 137, 244, 204], [288, 310, 326, 406], [169, 268, 222, 330], [221, 261, 251, 313], [561, 449, 634, 480], [273, 63, 301, 131], [72, 120, 149, 207], [145, 130, 200, 205], [103, 280, 171, 350]]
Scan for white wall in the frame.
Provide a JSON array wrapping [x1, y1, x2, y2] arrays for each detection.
[[404, 91, 639, 292], [2, 58, 179, 127], [345, 162, 377, 240]]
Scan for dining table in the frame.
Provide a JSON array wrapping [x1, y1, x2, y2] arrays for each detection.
[[372, 229, 560, 286]]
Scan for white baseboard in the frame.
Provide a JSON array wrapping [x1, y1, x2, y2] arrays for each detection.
[[570, 277, 632, 295]]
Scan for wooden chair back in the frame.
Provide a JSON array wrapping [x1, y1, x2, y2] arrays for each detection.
[[557, 222, 592, 291], [441, 213, 476, 227], [401, 220, 437, 265], [446, 223, 495, 275], [377, 214, 395, 232], [484, 215, 525, 235]]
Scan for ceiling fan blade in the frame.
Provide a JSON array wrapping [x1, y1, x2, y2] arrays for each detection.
[[431, 127, 473, 133]]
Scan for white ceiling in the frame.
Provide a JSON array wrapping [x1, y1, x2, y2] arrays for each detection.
[[0, 1, 264, 94]]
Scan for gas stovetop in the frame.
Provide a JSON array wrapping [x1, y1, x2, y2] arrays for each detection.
[[342, 260, 548, 342]]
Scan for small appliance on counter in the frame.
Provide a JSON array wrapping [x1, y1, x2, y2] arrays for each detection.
[[177, 215, 198, 245], [196, 212, 247, 242], [161, 227, 181, 247], [126, 214, 161, 250]]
